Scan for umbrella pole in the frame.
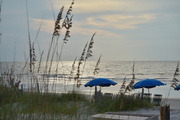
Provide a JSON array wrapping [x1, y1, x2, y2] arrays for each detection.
[[95, 86, 97, 96], [148, 88, 149, 94], [95, 86, 97, 103], [141, 88, 144, 102]]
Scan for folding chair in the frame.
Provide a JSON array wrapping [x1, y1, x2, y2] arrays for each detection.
[[153, 94, 162, 106]]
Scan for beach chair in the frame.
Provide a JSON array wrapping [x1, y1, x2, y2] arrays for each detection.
[[143, 93, 152, 102], [153, 94, 162, 106], [104, 93, 113, 99]]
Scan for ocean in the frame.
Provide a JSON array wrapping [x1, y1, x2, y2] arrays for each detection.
[[0, 61, 180, 99]]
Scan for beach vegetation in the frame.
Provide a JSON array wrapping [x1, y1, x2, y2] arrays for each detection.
[[94, 93, 153, 113], [0, 84, 94, 119], [0, 84, 153, 119]]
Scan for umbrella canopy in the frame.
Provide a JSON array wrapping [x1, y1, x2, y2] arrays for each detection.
[[175, 84, 180, 91], [133, 79, 166, 89], [84, 78, 117, 87]]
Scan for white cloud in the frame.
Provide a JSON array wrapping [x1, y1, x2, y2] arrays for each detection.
[[71, 24, 121, 37], [85, 14, 157, 30], [51, 0, 168, 15], [73, 0, 156, 13], [31, 19, 54, 34], [31, 18, 122, 39]]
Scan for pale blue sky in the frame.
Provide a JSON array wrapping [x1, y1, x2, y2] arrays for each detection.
[[0, 0, 180, 61]]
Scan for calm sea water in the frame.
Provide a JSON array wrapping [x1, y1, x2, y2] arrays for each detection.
[[0, 61, 180, 99]]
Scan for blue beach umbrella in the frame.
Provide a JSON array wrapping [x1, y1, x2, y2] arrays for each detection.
[[84, 78, 117, 103], [133, 79, 166, 94], [84, 78, 117, 87], [133, 79, 166, 89], [175, 84, 180, 91]]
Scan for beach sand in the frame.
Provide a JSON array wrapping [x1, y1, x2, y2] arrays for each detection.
[[162, 98, 180, 110], [91, 98, 180, 120]]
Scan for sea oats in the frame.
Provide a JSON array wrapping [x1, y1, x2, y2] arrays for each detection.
[[93, 55, 102, 75], [53, 6, 64, 36], [125, 62, 135, 93], [171, 62, 179, 89], [37, 51, 44, 73], [74, 42, 88, 87], [85, 32, 96, 60], [119, 76, 126, 93], [62, 1, 74, 44], [69, 57, 77, 81]]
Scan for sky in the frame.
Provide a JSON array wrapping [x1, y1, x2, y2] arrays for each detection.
[[0, 0, 180, 61]]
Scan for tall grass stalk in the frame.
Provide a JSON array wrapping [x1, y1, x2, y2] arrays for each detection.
[[81, 33, 95, 76], [25, 0, 33, 73], [49, 6, 64, 91], [0, 32, 1, 44], [37, 51, 44, 73], [119, 62, 136, 110], [125, 61, 135, 93], [119, 76, 126, 93], [42, 0, 74, 93], [70, 57, 77, 81], [171, 62, 179, 89], [74, 33, 96, 88], [93, 55, 102, 75], [0, 0, 2, 43], [0, 0, 2, 23], [46, 6, 64, 72], [49, 0, 55, 21], [56, 1, 74, 76], [166, 62, 179, 101], [43, 5, 64, 79], [0, 0, 2, 75], [25, 0, 41, 93], [74, 42, 88, 88], [42, 6, 64, 93], [34, 12, 45, 57], [62, 0, 74, 44], [22, 51, 29, 75]]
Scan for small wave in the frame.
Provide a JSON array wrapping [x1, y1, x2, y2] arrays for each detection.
[[80, 76, 95, 80], [136, 73, 145, 75], [41, 74, 57, 78], [154, 77, 169, 79]]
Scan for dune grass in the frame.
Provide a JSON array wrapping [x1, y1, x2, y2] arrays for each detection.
[[0, 84, 94, 119], [94, 93, 153, 113], [0, 85, 152, 115]]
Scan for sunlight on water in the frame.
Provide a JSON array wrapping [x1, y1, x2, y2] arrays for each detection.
[[0, 61, 179, 98]]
